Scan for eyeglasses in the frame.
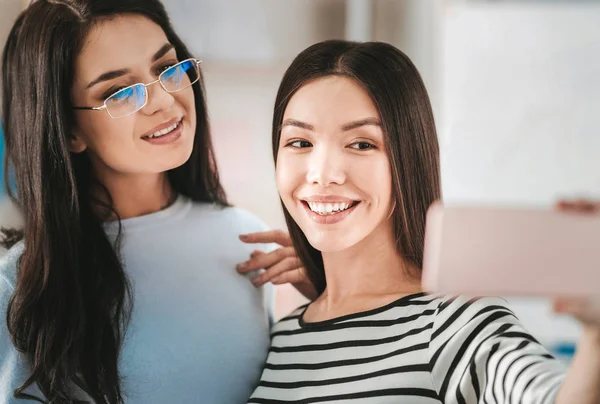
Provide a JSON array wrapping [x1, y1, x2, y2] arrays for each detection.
[[73, 58, 202, 119]]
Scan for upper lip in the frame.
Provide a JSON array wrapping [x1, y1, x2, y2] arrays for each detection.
[[141, 117, 182, 138], [301, 195, 359, 203]]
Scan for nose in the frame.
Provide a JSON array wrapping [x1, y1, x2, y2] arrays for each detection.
[[305, 145, 346, 186], [141, 79, 175, 115]]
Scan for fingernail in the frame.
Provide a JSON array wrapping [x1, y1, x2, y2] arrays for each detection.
[[237, 263, 247, 271], [554, 301, 569, 312], [252, 277, 263, 287], [239, 234, 248, 240], [271, 276, 282, 284]]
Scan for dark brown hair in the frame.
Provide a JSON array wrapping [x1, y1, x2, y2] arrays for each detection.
[[272, 40, 441, 295], [1, 0, 226, 402]]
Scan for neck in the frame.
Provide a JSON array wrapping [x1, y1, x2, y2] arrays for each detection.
[[319, 223, 422, 310], [90, 168, 175, 220]]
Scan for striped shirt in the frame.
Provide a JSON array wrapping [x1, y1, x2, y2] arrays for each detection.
[[248, 293, 566, 403]]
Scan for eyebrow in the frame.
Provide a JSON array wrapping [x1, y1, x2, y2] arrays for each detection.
[[151, 43, 175, 62], [281, 117, 381, 132], [341, 117, 381, 131], [281, 119, 314, 131], [86, 43, 175, 89]]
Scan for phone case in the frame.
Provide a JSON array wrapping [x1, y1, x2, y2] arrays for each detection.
[[422, 201, 600, 297]]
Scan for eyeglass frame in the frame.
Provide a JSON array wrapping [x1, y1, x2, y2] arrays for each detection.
[[73, 58, 202, 119]]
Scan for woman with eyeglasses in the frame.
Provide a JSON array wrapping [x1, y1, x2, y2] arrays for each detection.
[[247, 40, 600, 403], [0, 0, 311, 403]]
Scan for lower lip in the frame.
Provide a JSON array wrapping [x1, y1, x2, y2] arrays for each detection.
[[142, 121, 183, 145], [301, 201, 360, 225]]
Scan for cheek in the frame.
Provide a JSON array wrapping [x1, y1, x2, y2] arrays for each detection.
[[275, 153, 302, 202], [351, 155, 393, 206], [176, 88, 195, 116], [76, 115, 144, 173], [376, 159, 394, 210], [79, 115, 134, 152]]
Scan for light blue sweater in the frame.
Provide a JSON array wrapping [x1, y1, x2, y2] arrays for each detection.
[[0, 197, 274, 403]]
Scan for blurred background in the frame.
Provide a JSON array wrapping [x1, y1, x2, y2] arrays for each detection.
[[1, 0, 599, 361]]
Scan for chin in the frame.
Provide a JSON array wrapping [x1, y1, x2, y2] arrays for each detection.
[[156, 147, 194, 172], [178, 143, 195, 165], [175, 135, 196, 161], [304, 231, 357, 253]]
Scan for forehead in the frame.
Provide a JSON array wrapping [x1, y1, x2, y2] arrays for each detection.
[[74, 14, 170, 84], [284, 76, 380, 125]]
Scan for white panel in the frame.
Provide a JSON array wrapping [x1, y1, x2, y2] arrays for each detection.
[[440, 2, 600, 205]]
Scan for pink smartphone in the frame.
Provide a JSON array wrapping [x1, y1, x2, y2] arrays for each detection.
[[422, 201, 600, 297]]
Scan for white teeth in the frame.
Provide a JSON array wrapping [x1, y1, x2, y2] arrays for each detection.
[[307, 202, 355, 215], [148, 120, 180, 138]]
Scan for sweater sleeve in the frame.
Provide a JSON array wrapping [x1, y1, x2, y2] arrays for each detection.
[[0, 244, 46, 404], [428, 295, 566, 404]]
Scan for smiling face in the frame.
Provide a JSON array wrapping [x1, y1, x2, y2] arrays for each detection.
[[276, 75, 395, 253], [70, 14, 196, 180]]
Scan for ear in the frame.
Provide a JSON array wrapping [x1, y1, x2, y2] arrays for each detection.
[[68, 127, 88, 154]]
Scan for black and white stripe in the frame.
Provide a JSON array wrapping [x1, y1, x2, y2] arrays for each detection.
[[248, 293, 565, 403]]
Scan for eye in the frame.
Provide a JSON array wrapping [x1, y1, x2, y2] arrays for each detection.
[[156, 63, 175, 76], [155, 59, 180, 77], [286, 140, 313, 148], [349, 141, 376, 150], [105, 86, 139, 107], [102, 86, 127, 100]]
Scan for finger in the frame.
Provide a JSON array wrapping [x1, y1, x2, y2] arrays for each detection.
[[236, 250, 267, 273], [237, 246, 296, 274], [271, 268, 318, 300], [252, 257, 303, 287], [553, 298, 587, 315], [271, 268, 307, 285], [239, 229, 293, 247], [553, 298, 575, 313], [556, 199, 600, 213]]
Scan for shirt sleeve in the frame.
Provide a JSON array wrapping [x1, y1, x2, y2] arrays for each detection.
[[428, 295, 566, 404], [0, 266, 46, 403], [252, 232, 278, 328], [232, 208, 279, 328]]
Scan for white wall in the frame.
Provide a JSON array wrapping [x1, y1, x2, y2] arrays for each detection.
[[439, 1, 600, 205], [0, 1, 23, 51], [168, 0, 346, 66], [0, 0, 25, 110]]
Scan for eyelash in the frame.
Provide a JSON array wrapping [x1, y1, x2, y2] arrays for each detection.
[[286, 140, 313, 148], [101, 62, 177, 99], [155, 62, 175, 75], [349, 142, 377, 150], [284, 140, 377, 150], [102, 86, 124, 100]]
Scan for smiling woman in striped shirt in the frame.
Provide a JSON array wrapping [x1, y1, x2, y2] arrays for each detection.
[[247, 40, 600, 403]]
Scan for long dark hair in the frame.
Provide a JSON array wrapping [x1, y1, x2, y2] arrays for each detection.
[[1, 0, 227, 402], [272, 40, 441, 295]]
